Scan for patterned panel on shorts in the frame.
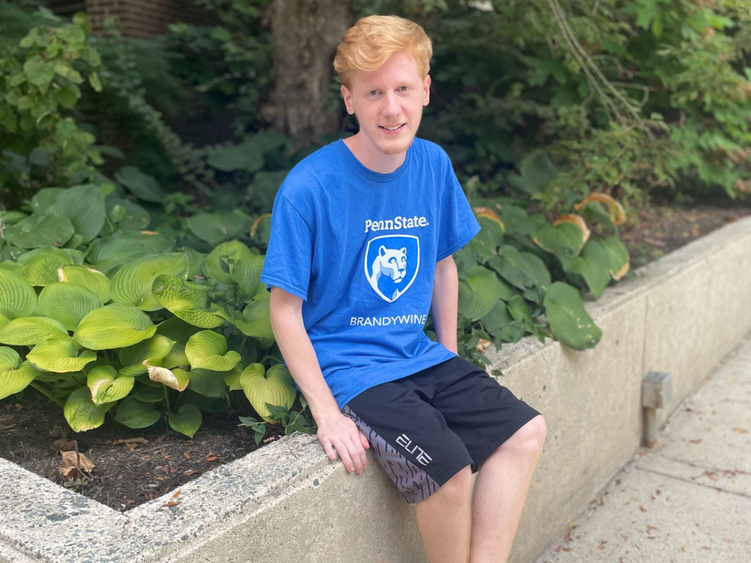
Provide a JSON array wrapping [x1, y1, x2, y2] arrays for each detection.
[[342, 404, 439, 504]]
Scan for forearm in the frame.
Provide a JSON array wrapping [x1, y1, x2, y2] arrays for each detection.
[[269, 298, 341, 425], [430, 256, 459, 354]]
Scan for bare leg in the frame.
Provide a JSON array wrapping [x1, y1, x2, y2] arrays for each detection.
[[469, 415, 546, 563], [414, 465, 474, 563]]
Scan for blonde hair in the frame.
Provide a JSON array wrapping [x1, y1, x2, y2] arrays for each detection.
[[334, 15, 432, 88]]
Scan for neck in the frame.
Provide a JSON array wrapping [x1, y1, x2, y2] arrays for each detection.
[[343, 134, 407, 174]]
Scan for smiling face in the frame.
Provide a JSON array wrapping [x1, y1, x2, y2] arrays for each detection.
[[341, 51, 431, 170]]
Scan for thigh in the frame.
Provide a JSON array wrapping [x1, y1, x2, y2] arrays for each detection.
[[343, 368, 473, 505], [419, 356, 542, 473]]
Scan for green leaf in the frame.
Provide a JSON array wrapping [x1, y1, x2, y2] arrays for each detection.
[[5, 215, 75, 249], [18, 247, 74, 286], [64, 386, 116, 432], [186, 213, 248, 244], [601, 236, 630, 280], [114, 166, 165, 203], [543, 282, 602, 350], [188, 368, 228, 399], [223, 364, 243, 391], [532, 222, 585, 259], [155, 316, 201, 368], [74, 304, 157, 349], [130, 384, 164, 403], [110, 253, 189, 311], [152, 274, 224, 328], [240, 363, 296, 423], [0, 269, 37, 320], [480, 300, 513, 332], [58, 264, 111, 303], [0, 350, 41, 400], [185, 330, 241, 371], [24, 55, 55, 87], [85, 233, 158, 274], [559, 240, 611, 299], [217, 300, 273, 341], [230, 253, 265, 299], [88, 71, 102, 92], [168, 404, 203, 438], [38, 282, 102, 331], [114, 397, 161, 429], [508, 150, 557, 195], [207, 142, 264, 172], [104, 198, 151, 232], [488, 246, 551, 292], [27, 339, 97, 372], [48, 184, 106, 242], [87, 365, 134, 405], [118, 334, 176, 377], [203, 240, 253, 285], [458, 266, 509, 321], [30, 188, 64, 214], [0, 317, 69, 346]]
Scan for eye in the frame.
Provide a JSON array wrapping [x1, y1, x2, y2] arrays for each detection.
[[368, 89, 379, 96], [398, 86, 410, 92]]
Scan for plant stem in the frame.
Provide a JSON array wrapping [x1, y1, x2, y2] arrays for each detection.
[[163, 386, 171, 414], [30, 382, 66, 408]]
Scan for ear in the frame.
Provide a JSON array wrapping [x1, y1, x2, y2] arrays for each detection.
[[423, 74, 431, 106], [341, 84, 355, 115]]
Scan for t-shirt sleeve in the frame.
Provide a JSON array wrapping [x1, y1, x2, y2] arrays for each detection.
[[436, 168, 481, 262], [260, 193, 314, 301]]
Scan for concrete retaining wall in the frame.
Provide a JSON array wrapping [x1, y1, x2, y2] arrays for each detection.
[[2, 216, 750, 563]]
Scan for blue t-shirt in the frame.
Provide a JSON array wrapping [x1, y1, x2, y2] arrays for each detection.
[[259, 137, 481, 410]]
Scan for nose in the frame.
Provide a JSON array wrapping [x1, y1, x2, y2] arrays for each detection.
[[381, 91, 400, 118]]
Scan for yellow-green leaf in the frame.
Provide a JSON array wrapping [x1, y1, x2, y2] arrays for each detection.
[[110, 253, 189, 311], [167, 404, 202, 438], [239, 363, 295, 422], [18, 247, 74, 286], [0, 269, 37, 320], [87, 365, 134, 405], [118, 334, 175, 377], [0, 349, 41, 400], [64, 386, 116, 432], [185, 330, 240, 371], [39, 282, 102, 331], [74, 304, 156, 349], [0, 316, 70, 346], [58, 264, 110, 303], [151, 274, 224, 328], [27, 339, 97, 372]]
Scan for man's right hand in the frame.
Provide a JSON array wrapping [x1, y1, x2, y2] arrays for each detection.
[[316, 413, 370, 474]]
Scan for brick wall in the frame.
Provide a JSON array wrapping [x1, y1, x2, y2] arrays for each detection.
[[42, 0, 211, 38], [42, 0, 232, 166]]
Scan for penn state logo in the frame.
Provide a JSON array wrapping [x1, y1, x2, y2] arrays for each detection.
[[364, 235, 420, 303]]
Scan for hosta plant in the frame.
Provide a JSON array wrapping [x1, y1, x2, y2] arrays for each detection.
[[0, 185, 311, 441], [449, 192, 630, 371]]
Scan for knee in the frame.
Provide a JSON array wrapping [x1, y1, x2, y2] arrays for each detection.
[[504, 415, 547, 457], [432, 464, 473, 504]]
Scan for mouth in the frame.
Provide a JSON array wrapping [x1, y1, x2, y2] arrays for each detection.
[[379, 123, 406, 133]]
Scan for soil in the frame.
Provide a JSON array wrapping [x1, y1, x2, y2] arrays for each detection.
[[1, 196, 750, 512]]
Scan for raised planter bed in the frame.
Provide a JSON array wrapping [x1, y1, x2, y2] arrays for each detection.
[[2, 214, 751, 563]]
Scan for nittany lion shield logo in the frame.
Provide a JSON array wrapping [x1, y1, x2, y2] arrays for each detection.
[[364, 235, 420, 303]]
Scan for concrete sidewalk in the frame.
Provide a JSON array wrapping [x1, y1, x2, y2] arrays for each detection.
[[534, 332, 751, 563]]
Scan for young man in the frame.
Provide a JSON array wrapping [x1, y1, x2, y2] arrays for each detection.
[[260, 15, 546, 563]]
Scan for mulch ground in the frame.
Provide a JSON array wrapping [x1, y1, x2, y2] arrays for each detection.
[[0, 392, 287, 512], [1, 195, 750, 511]]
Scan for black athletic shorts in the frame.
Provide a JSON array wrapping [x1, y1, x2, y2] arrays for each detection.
[[342, 356, 541, 505]]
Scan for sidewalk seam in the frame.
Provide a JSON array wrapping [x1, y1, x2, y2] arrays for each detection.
[[634, 466, 751, 500]]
